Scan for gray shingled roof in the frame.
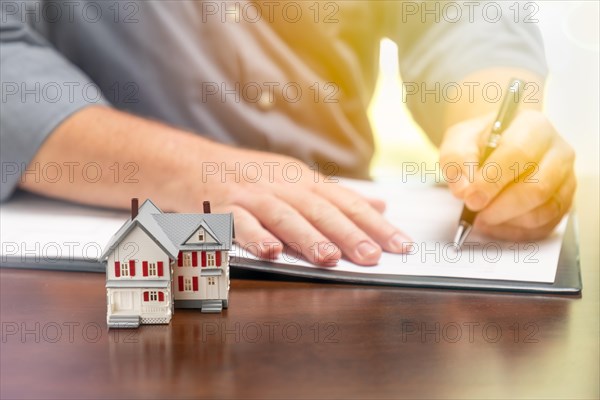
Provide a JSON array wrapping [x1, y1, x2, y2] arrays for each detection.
[[135, 205, 180, 258], [152, 213, 234, 251], [99, 199, 234, 261], [99, 199, 179, 260]]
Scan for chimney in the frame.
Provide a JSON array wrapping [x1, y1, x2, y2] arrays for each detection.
[[203, 201, 211, 214], [131, 198, 139, 219]]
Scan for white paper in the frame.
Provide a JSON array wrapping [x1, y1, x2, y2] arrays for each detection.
[[0, 193, 127, 263], [234, 179, 566, 283], [0, 181, 566, 283]]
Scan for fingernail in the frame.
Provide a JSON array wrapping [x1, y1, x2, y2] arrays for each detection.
[[389, 232, 412, 253], [466, 191, 488, 210], [318, 242, 340, 265], [403, 243, 415, 253], [357, 241, 380, 260], [262, 240, 282, 259]]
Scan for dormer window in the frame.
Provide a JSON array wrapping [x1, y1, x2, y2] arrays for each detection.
[[198, 231, 204, 242]]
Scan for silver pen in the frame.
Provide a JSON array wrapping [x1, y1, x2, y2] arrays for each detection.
[[453, 78, 525, 248]]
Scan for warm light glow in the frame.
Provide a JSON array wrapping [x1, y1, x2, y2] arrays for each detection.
[[368, 39, 439, 179]]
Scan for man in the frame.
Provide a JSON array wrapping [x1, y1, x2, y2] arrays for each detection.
[[0, 1, 575, 266]]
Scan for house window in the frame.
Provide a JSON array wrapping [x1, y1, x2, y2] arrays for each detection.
[[198, 231, 204, 242], [184, 253, 192, 267], [120, 263, 129, 277], [208, 277, 216, 286], [184, 277, 193, 291], [207, 252, 215, 267], [148, 263, 157, 276], [144, 291, 164, 302]]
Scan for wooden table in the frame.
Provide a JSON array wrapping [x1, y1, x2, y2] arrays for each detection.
[[1, 176, 598, 399]]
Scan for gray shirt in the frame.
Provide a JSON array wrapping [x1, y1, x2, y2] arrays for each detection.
[[0, 0, 547, 201]]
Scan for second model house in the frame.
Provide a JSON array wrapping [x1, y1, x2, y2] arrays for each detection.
[[100, 199, 234, 328]]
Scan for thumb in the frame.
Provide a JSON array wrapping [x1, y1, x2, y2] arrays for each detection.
[[439, 114, 492, 199]]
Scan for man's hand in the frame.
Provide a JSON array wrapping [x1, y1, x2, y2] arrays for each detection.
[[195, 143, 413, 266], [20, 106, 410, 267], [440, 109, 576, 241]]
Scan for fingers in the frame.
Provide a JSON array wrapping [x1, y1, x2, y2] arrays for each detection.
[[463, 111, 554, 211], [223, 205, 282, 260], [366, 197, 386, 213], [233, 192, 342, 266], [276, 189, 381, 265], [474, 169, 575, 241], [477, 141, 575, 226], [487, 172, 575, 229], [314, 184, 412, 256], [230, 180, 404, 266], [442, 109, 576, 242], [439, 115, 490, 198], [475, 209, 565, 242]]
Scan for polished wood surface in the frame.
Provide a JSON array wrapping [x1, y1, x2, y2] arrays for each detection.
[[1, 176, 598, 399]]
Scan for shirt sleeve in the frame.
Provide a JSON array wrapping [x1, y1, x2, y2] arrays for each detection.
[[0, 6, 109, 202], [386, 1, 548, 145]]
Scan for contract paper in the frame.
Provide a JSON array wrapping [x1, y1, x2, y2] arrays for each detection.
[[1, 180, 566, 283], [234, 179, 567, 283]]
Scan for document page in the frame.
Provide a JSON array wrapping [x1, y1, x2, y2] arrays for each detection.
[[1, 180, 566, 283], [0, 192, 127, 264], [234, 179, 566, 283]]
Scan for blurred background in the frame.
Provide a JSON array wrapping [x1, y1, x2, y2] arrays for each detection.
[[369, 0, 599, 179]]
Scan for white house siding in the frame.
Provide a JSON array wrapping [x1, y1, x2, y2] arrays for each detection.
[[106, 226, 171, 281], [220, 253, 230, 304], [173, 257, 204, 301], [106, 226, 173, 325], [174, 251, 229, 302]]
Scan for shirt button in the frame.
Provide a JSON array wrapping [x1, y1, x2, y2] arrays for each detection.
[[257, 92, 275, 111]]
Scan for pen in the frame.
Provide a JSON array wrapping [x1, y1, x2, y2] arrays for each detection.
[[453, 78, 525, 248]]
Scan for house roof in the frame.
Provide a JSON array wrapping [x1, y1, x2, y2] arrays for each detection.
[[181, 220, 221, 245], [99, 199, 234, 261], [152, 213, 234, 251]]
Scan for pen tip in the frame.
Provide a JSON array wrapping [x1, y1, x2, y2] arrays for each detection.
[[453, 224, 472, 249]]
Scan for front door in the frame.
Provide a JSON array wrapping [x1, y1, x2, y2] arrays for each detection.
[[205, 276, 219, 299], [115, 291, 134, 311]]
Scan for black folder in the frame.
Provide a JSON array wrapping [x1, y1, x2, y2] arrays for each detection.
[[230, 215, 582, 294], [1, 215, 581, 294]]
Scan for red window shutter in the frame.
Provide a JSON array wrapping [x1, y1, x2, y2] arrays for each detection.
[[192, 251, 198, 267], [143, 261, 148, 277], [177, 251, 183, 267], [201, 251, 206, 267], [216, 251, 222, 266], [114, 261, 120, 277], [193, 276, 198, 291], [178, 276, 184, 291], [129, 260, 136, 276], [157, 261, 164, 277], [143, 291, 149, 302], [158, 292, 164, 302]]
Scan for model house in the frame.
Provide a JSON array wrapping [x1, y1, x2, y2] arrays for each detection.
[[100, 199, 234, 328]]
